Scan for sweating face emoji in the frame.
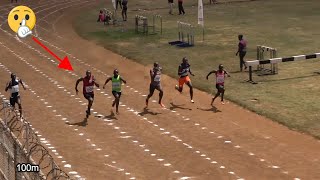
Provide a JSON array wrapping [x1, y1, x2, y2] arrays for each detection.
[[8, 6, 36, 38]]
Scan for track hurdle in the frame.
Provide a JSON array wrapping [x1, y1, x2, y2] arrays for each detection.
[[151, 14, 162, 35], [246, 52, 320, 84], [256, 45, 278, 75], [168, 21, 195, 47], [135, 15, 148, 35]]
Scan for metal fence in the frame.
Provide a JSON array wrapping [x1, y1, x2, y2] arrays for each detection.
[[0, 100, 71, 180]]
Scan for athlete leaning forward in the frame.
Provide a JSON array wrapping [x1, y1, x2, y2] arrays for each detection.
[[75, 70, 100, 118], [175, 57, 195, 103], [5, 73, 27, 118], [103, 69, 127, 115], [146, 62, 165, 108], [206, 64, 230, 105]]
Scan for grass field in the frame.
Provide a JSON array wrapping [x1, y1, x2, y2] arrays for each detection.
[[73, 0, 320, 138]]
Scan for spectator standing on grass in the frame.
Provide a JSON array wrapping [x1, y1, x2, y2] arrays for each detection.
[[178, 0, 185, 15], [122, 0, 128, 21], [168, 0, 174, 15], [116, 0, 122, 10], [236, 34, 248, 71]]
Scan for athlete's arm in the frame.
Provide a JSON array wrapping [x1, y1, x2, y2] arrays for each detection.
[[75, 78, 83, 94], [120, 77, 127, 84], [206, 70, 216, 80], [5, 82, 10, 92], [178, 66, 183, 76], [94, 82, 100, 88], [103, 77, 112, 89], [19, 79, 27, 90], [189, 67, 195, 76], [150, 69, 155, 80], [224, 70, 231, 77]]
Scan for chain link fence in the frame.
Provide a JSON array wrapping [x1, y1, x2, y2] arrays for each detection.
[[0, 100, 72, 180]]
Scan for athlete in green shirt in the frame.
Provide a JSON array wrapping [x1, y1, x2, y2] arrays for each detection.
[[103, 69, 127, 114]]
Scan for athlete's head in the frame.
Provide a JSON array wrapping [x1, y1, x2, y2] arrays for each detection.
[[113, 69, 119, 76], [86, 70, 91, 78], [238, 34, 243, 41], [182, 57, 188, 64], [219, 64, 224, 71], [11, 73, 16, 80], [154, 62, 159, 68]]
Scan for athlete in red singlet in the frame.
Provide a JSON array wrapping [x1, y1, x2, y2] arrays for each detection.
[[75, 70, 100, 118], [206, 64, 230, 105]]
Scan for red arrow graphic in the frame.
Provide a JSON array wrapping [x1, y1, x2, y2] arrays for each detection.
[[32, 36, 73, 71]]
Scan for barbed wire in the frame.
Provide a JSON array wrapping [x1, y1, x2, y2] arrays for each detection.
[[0, 100, 72, 180]]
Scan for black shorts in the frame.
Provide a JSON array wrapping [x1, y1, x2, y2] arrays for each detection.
[[83, 93, 94, 101], [10, 94, 20, 107], [216, 84, 224, 90], [112, 91, 122, 98], [149, 83, 162, 94]]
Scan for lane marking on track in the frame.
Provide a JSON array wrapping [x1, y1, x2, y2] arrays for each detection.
[[0, 89, 84, 179], [0, 61, 136, 180]]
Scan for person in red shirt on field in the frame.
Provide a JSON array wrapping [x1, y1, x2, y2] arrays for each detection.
[[206, 64, 230, 105], [75, 70, 100, 117]]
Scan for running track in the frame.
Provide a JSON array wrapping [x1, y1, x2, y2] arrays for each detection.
[[0, 0, 319, 179]]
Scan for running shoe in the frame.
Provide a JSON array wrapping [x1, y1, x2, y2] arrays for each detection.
[[159, 103, 165, 108], [191, 99, 194, 103]]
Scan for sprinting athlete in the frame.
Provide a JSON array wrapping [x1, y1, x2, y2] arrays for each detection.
[[146, 62, 165, 108], [5, 73, 26, 118], [75, 70, 100, 117], [175, 57, 195, 103], [103, 69, 126, 115], [206, 64, 230, 105]]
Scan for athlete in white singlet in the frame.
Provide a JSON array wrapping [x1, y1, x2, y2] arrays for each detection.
[[146, 62, 165, 108], [5, 73, 27, 118], [206, 64, 230, 105]]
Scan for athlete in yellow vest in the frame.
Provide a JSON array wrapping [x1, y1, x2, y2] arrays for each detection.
[[103, 69, 127, 114]]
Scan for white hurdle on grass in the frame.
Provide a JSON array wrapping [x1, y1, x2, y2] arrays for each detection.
[[246, 52, 320, 84]]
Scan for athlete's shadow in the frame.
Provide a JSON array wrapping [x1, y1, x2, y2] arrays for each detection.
[[138, 107, 161, 116], [169, 102, 192, 111], [66, 117, 88, 127], [102, 111, 118, 120], [197, 106, 221, 113]]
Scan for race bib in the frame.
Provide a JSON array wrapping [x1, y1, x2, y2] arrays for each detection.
[[85, 86, 94, 93], [216, 76, 224, 84], [154, 75, 161, 82], [11, 85, 19, 93], [112, 82, 121, 88]]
